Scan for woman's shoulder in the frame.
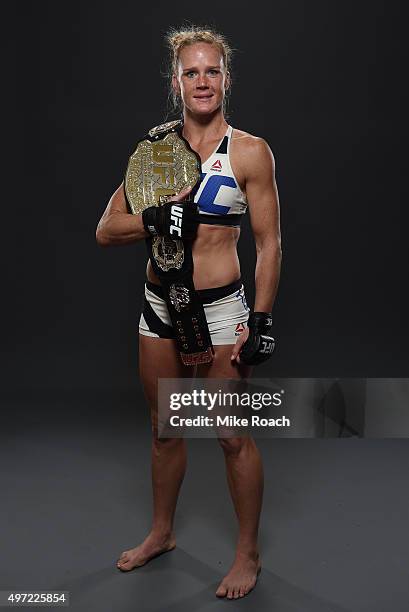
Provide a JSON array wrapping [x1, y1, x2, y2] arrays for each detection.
[[230, 127, 274, 165]]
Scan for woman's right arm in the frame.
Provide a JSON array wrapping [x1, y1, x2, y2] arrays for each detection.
[[96, 183, 194, 247], [95, 183, 148, 246]]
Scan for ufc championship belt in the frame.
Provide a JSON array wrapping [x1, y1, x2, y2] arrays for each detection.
[[124, 120, 214, 365]]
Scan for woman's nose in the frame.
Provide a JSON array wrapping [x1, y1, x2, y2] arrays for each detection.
[[197, 74, 209, 87]]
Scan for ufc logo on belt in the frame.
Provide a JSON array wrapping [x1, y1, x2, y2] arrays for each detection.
[[170, 204, 183, 237]]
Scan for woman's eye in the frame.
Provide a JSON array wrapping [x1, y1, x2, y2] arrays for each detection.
[[186, 72, 196, 78], [208, 70, 219, 76]]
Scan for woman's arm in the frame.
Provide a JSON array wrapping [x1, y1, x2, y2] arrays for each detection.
[[96, 183, 148, 246], [230, 137, 281, 364], [245, 138, 282, 312], [96, 183, 195, 247]]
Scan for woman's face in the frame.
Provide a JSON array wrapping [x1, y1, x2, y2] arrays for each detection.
[[172, 42, 229, 116]]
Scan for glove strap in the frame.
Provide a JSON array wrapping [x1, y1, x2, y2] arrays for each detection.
[[142, 207, 159, 236], [248, 311, 273, 332], [239, 311, 275, 366]]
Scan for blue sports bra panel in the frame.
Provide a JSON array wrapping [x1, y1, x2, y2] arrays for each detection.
[[192, 125, 248, 217]]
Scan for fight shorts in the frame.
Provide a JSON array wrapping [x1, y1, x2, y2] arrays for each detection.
[[139, 278, 250, 345]]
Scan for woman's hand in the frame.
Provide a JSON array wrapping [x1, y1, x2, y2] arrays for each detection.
[[230, 326, 250, 364], [142, 187, 199, 240], [168, 186, 192, 204]]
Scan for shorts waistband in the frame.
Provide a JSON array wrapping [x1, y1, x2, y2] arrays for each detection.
[[146, 278, 243, 304]]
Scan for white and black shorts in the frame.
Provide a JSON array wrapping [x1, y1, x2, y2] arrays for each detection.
[[139, 278, 250, 345]]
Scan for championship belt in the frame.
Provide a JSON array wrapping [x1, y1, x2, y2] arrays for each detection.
[[124, 120, 214, 365]]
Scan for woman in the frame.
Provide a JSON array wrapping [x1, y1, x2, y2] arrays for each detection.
[[96, 26, 281, 600]]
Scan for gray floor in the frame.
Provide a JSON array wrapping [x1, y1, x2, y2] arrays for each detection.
[[1, 393, 409, 611]]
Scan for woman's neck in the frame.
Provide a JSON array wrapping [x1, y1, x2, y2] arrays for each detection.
[[182, 108, 228, 143]]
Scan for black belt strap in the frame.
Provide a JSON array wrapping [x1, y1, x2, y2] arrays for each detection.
[[146, 235, 213, 365]]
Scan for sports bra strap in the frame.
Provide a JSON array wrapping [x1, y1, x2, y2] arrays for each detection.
[[196, 213, 243, 227]]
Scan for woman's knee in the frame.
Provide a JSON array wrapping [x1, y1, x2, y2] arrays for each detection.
[[152, 435, 185, 455], [218, 436, 249, 456]]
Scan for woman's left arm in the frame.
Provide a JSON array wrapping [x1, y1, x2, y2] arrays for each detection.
[[230, 137, 281, 363], [246, 137, 282, 312]]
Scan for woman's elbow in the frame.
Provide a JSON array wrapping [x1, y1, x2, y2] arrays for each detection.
[[256, 237, 282, 259], [95, 222, 110, 247]]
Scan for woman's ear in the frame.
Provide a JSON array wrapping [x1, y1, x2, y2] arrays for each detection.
[[172, 73, 180, 97]]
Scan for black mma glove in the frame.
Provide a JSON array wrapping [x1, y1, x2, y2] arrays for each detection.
[[239, 312, 275, 365], [142, 200, 199, 240]]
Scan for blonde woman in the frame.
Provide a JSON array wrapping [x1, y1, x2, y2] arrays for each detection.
[[96, 26, 281, 600]]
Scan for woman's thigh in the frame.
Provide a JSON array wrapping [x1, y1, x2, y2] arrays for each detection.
[[196, 345, 252, 380], [197, 346, 253, 444], [139, 335, 196, 429]]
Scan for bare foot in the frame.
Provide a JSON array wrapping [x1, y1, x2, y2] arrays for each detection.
[[116, 532, 176, 571], [216, 552, 261, 599]]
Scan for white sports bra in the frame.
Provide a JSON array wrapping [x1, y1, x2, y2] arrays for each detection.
[[192, 125, 248, 222]]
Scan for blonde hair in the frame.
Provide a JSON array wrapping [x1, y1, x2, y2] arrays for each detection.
[[165, 25, 233, 116]]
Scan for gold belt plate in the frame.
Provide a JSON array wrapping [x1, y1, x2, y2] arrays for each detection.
[[125, 131, 200, 215]]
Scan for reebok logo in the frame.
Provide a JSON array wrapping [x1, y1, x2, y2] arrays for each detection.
[[211, 159, 222, 172], [170, 204, 183, 237], [235, 322, 245, 336]]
